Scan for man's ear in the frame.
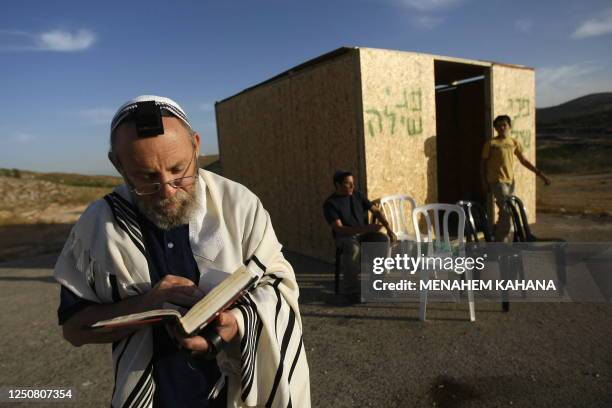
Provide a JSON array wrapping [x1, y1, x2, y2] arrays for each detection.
[[108, 151, 124, 176], [193, 132, 201, 154]]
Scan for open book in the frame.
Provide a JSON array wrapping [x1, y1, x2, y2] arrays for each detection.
[[91, 265, 258, 336]]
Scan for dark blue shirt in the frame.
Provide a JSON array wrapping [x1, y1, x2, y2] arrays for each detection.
[[323, 190, 373, 230], [58, 211, 225, 408]]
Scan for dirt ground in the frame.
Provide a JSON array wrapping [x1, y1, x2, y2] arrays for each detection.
[[0, 174, 610, 407], [537, 173, 612, 215], [0, 211, 609, 407]]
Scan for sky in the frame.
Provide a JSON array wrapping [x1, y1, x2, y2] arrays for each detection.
[[1, 0, 611, 175]]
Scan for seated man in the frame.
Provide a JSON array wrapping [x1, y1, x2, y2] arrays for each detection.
[[323, 170, 396, 300]]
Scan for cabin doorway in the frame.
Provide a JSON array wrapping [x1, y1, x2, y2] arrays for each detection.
[[434, 60, 491, 206]]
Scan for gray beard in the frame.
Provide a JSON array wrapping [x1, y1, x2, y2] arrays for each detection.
[[132, 182, 200, 230]]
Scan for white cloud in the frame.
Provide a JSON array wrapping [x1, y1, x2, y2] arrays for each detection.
[[77, 108, 114, 125], [386, 0, 462, 30], [537, 63, 598, 90], [198, 103, 214, 112], [397, 0, 463, 12], [0, 28, 95, 52], [411, 15, 444, 29], [515, 18, 533, 33], [536, 61, 612, 106], [38, 29, 95, 51], [572, 8, 612, 39]]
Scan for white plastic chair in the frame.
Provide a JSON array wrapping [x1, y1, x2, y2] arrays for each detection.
[[412, 203, 475, 322], [379, 195, 417, 241]]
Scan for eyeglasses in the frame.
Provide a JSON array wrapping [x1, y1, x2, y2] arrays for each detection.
[[129, 151, 198, 196]]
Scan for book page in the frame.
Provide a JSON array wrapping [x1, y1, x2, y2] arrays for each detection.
[[91, 308, 182, 329], [180, 265, 256, 334]]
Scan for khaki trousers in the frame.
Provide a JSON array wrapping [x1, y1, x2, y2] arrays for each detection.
[[490, 182, 515, 242], [335, 232, 389, 295]]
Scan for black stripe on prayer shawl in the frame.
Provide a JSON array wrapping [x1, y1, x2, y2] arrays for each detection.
[[236, 304, 254, 399], [138, 377, 154, 408], [272, 278, 282, 336], [110, 204, 144, 243], [104, 192, 134, 223], [237, 294, 263, 401], [266, 301, 296, 408], [105, 192, 138, 226], [237, 300, 257, 396], [107, 194, 139, 225], [106, 193, 142, 237], [114, 214, 146, 256], [109, 274, 121, 302], [112, 204, 143, 241], [257, 274, 281, 336], [111, 192, 139, 219], [104, 194, 145, 256], [105, 194, 144, 243], [288, 336, 304, 382], [251, 255, 267, 272], [123, 361, 153, 408], [111, 333, 134, 406], [131, 368, 154, 408]]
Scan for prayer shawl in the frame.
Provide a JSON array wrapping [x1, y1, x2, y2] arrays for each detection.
[[54, 169, 311, 408]]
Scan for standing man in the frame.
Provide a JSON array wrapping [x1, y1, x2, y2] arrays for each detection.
[[323, 170, 397, 301], [481, 115, 551, 242], [54, 95, 310, 407]]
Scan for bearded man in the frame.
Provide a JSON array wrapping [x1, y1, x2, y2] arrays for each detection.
[[54, 96, 310, 407]]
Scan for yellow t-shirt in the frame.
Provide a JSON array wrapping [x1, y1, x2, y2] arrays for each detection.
[[481, 136, 523, 184]]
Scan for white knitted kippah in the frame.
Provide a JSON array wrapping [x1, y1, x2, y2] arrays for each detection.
[[110, 95, 191, 133]]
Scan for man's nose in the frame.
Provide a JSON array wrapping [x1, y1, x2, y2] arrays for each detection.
[[158, 178, 177, 199]]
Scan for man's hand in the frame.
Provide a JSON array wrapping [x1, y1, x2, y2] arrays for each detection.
[[62, 275, 203, 347], [170, 311, 239, 354], [540, 173, 552, 186], [366, 223, 383, 233], [387, 229, 398, 243], [215, 311, 239, 343], [144, 275, 205, 309]]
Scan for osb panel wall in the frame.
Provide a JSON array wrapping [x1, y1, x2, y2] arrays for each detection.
[[359, 48, 437, 207], [491, 65, 536, 222], [216, 51, 362, 260]]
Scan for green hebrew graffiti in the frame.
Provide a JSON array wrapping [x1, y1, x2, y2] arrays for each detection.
[[504, 96, 532, 150], [383, 107, 396, 135], [410, 89, 422, 111], [366, 87, 423, 137], [506, 97, 530, 118], [408, 117, 422, 135], [366, 109, 382, 138], [511, 130, 531, 149]]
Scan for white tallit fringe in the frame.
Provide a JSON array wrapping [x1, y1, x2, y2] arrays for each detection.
[[54, 170, 310, 408]]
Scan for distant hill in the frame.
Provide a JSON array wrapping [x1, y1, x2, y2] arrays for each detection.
[[0, 168, 122, 188], [537, 92, 612, 131], [535, 93, 612, 175], [0, 168, 122, 225]]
